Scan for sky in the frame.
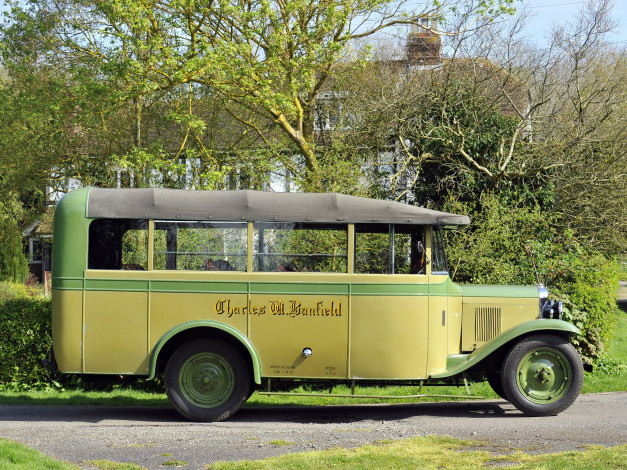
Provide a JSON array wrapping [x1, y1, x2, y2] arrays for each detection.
[[519, 0, 627, 47]]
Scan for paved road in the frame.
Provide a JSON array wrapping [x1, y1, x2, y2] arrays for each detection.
[[0, 392, 625, 469]]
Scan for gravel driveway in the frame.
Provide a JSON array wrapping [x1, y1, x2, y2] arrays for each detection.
[[1, 392, 625, 469]]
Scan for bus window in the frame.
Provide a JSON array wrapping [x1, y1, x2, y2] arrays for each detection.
[[355, 224, 425, 274], [153, 221, 247, 271], [253, 222, 347, 272], [88, 219, 148, 270]]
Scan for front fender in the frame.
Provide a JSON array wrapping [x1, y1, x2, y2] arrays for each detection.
[[147, 320, 262, 384], [431, 319, 581, 379]]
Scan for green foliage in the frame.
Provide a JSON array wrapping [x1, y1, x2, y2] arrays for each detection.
[[593, 356, 626, 377], [0, 281, 42, 303], [0, 197, 28, 283], [550, 255, 619, 364], [445, 193, 620, 364], [0, 298, 54, 390], [83, 461, 143, 470]]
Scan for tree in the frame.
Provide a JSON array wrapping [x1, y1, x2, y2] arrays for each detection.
[[329, 0, 625, 253], [2, 0, 517, 189], [0, 63, 75, 281]]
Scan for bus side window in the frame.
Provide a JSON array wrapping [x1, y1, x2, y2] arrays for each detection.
[[253, 222, 348, 273], [88, 219, 148, 270], [355, 224, 425, 274], [153, 221, 247, 271]]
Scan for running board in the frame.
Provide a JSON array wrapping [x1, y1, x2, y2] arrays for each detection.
[[257, 392, 484, 400]]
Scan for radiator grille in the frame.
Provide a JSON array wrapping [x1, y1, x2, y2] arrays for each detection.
[[475, 306, 502, 342]]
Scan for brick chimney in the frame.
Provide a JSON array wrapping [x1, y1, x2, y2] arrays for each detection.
[[406, 17, 442, 67]]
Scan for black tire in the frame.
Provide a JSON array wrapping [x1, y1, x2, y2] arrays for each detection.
[[165, 338, 251, 422], [246, 383, 257, 400], [486, 373, 506, 400], [501, 334, 583, 416]]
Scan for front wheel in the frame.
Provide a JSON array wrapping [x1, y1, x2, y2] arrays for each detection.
[[501, 334, 583, 416], [165, 338, 251, 422], [486, 373, 506, 400]]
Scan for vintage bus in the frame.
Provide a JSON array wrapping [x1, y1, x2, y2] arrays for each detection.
[[51, 188, 583, 421]]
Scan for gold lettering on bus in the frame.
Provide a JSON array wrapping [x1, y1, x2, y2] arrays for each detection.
[[214, 300, 266, 317], [214, 299, 342, 318]]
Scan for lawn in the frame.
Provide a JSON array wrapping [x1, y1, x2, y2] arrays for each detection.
[[2, 435, 626, 470]]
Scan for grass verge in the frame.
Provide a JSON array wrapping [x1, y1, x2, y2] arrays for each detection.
[[0, 438, 77, 469], [2, 436, 626, 470], [206, 437, 627, 470], [0, 389, 169, 407], [580, 311, 627, 393]]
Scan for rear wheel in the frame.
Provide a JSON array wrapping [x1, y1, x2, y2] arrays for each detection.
[[501, 334, 583, 416], [165, 338, 251, 422]]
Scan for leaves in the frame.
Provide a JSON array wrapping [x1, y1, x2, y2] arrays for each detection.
[[0, 297, 53, 389]]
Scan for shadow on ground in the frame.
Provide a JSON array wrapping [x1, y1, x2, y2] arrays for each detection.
[[0, 400, 524, 425]]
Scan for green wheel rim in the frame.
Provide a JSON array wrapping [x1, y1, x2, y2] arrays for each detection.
[[516, 347, 572, 404], [179, 352, 235, 408]]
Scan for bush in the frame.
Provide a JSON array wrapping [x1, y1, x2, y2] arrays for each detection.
[[0, 281, 42, 303], [0, 298, 54, 390], [444, 193, 620, 365], [549, 255, 620, 365]]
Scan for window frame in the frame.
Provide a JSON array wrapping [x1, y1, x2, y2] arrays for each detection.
[[86, 217, 436, 276]]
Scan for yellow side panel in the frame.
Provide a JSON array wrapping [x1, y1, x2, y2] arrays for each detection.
[[249, 295, 349, 378], [83, 291, 149, 374], [462, 297, 539, 351], [428, 296, 448, 375], [51, 290, 83, 373], [350, 296, 428, 379], [149, 293, 248, 346]]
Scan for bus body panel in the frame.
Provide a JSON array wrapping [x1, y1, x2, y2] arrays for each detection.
[[249, 294, 349, 378], [51, 289, 83, 373], [349, 295, 429, 379], [83, 290, 149, 374], [52, 268, 549, 378], [149, 292, 249, 346], [51, 188, 91, 280]]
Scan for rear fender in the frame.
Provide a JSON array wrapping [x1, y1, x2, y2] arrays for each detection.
[[147, 321, 262, 384]]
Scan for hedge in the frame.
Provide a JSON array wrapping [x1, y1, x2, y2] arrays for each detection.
[[0, 298, 54, 390]]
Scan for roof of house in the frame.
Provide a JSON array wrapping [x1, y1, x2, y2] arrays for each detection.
[[86, 188, 470, 226]]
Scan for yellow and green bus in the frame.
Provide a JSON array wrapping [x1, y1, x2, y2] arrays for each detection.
[[51, 188, 583, 421]]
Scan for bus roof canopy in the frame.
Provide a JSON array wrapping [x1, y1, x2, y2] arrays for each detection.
[[86, 188, 470, 226]]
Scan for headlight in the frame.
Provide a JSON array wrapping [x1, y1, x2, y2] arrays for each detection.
[[540, 294, 563, 320]]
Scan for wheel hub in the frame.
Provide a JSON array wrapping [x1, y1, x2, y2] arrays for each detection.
[[516, 347, 571, 404], [180, 353, 235, 408], [535, 367, 552, 384], [197, 368, 219, 391]]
